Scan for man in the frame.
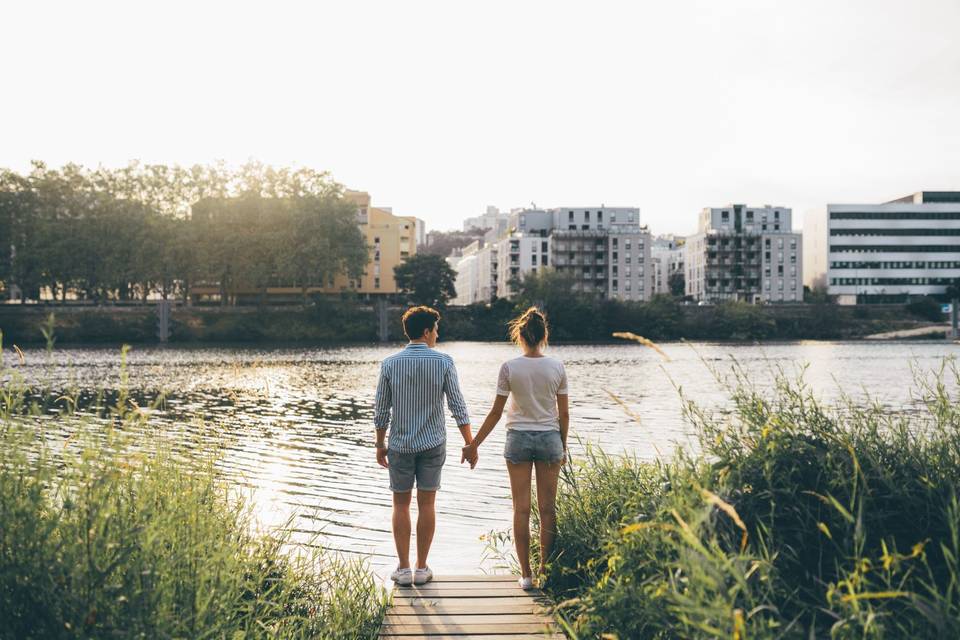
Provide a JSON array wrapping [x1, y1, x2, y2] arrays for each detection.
[[374, 305, 478, 586]]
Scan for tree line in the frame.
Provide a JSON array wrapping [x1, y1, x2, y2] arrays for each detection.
[[0, 161, 368, 304]]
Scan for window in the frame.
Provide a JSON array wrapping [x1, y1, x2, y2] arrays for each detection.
[[613, 265, 618, 275], [374, 236, 381, 244], [585, 211, 590, 221], [613, 251, 618, 260], [613, 237, 618, 247], [569, 224, 577, 230], [542, 254, 548, 266], [374, 277, 381, 289], [612, 279, 618, 290], [542, 241, 548, 252], [598, 211, 603, 221], [531, 254, 537, 265], [581, 224, 589, 230], [625, 280, 632, 291], [625, 256, 631, 264], [569, 211, 574, 220], [611, 213, 617, 222]]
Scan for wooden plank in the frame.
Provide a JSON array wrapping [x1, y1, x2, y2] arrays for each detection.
[[379, 635, 565, 640], [379, 622, 555, 634], [392, 596, 551, 607], [379, 573, 557, 639], [384, 613, 550, 626], [396, 580, 526, 590], [427, 574, 518, 582], [393, 588, 534, 598], [390, 603, 545, 615]]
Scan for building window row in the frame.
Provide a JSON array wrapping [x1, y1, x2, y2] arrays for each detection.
[[830, 245, 960, 253], [830, 211, 960, 220], [831, 261, 960, 269], [830, 277, 958, 286], [830, 228, 960, 236]]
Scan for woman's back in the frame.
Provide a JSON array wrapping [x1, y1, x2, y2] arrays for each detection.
[[497, 355, 567, 431]]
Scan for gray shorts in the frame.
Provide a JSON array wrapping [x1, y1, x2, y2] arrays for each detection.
[[388, 443, 446, 493], [504, 429, 564, 465]]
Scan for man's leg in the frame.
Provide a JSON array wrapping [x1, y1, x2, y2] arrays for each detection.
[[415, 489, 436, 569], [392, 490, 412, 568]]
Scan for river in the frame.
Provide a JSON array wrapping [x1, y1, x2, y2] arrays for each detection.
[[7, 340, 958, 575]]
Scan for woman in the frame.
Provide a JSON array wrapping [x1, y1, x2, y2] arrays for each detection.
[[462, 307, 569, 589]]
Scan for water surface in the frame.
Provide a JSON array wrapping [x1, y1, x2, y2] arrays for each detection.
[[8, 340, 957, 574]]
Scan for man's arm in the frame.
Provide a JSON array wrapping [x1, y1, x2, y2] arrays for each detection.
[[373, 362, 391, 468], [443, 362, 476, 466]]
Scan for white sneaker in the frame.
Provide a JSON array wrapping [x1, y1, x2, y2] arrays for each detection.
[[414, 566, 433, 585], [391, 567, 413, 586], [518, 576, 534, 590]]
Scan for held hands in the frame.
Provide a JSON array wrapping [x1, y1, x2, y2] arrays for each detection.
[[461, 442, 479, 469]]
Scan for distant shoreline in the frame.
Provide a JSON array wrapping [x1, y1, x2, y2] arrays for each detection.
[[0, 301, 949, 346]]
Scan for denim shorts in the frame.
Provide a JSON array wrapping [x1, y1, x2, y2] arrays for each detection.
[[388, 443, 446, 492], [504, 430, 564, 464]]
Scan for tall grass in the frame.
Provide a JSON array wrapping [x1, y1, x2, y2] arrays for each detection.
[[521, 359, 960, 638], [0, 344, 388, 639]]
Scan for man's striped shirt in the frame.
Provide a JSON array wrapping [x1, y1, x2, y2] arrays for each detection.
[[373, 342, 471, 453]]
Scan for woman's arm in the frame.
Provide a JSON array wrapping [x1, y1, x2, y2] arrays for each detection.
[[465, 394, 508, 453], [557, 394, 569, 451]]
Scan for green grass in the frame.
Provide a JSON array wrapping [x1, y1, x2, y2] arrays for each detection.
[[0, 345, 388, 639], [501, 358, 960, 639]]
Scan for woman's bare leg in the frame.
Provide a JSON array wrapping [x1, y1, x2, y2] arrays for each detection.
[[534, 460, 563, 576], [506, 461, 534, 577]]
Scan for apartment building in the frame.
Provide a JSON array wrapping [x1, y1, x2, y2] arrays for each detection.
[[550, 207, 652, 301], [686, 204, 802, 303], [325, 190, 423, 295], [463, 206, 511, 234], [805, 191, 960, 304], [651, 235, 685, 295]]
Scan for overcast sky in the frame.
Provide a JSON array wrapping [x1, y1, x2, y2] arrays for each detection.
[[2, 0, 959, 234]]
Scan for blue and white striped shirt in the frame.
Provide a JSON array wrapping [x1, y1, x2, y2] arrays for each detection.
[[373, 342, 471, 453]]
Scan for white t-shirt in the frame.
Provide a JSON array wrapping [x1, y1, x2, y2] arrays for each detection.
[[496, 356, 568, 431]]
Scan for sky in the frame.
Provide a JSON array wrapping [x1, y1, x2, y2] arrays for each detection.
[[2, 0, 959, 234]]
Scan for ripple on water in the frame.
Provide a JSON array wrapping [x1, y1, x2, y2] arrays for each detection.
[[9, 341, 958, 575]]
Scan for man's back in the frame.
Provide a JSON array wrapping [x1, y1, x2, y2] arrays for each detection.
[[374, 343, 469, 453]]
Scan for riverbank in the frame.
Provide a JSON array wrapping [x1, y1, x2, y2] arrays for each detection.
[[0, 356, 388, 639], [520, 361, 960, 639], [0, 298, 944, 345]]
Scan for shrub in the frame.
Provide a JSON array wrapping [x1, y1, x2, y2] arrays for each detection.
[[522, 360, 960, 638]]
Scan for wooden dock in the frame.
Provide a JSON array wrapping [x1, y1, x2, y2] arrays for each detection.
[[378, 574, 563, 639]]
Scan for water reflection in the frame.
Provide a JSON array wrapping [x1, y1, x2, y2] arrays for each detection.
[[7, 340, 958, 574]]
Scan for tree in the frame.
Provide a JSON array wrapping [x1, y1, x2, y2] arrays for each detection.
[[668, 271, 685, 297], [394, 254, 457, 307]]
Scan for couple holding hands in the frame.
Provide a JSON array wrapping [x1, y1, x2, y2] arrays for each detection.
[[373, 305, 569, 589]]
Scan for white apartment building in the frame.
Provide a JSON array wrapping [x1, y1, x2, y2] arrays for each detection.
[[805, 191, 960, 304], [449, 239, 499, 305], [463, 206, 511, 233], [651, 235, 685, 295], [550, 207, 652, 301], [686, 204, 803, 303]]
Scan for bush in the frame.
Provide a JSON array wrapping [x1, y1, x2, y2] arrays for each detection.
[[522, 360, 960, 638], [0, 347, 387, 639], [907, 297, 946, 322]]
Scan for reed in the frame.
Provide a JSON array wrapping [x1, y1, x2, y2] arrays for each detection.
[[0, 345, 388, 639], [530, 359, 960, 638]]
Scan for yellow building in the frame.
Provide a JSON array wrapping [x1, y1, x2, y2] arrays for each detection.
[[189, 191, 423, 304], [325, 190, 422, 295]]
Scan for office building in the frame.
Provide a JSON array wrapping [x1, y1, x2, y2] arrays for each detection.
[[805, 191, 960, 304]]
